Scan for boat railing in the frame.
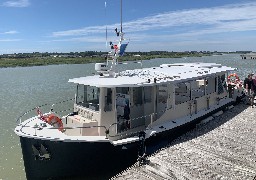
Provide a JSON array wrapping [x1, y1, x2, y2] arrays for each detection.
[[18, 110, 164, 142], [56, 119, 143, 140], [18, 115, 145, 141], [17, 100, 173, 140], [16, 97, 76, 124], [62, 105, 171, 138]]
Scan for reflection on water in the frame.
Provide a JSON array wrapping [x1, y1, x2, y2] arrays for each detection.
[[0, 54, 255, 179]]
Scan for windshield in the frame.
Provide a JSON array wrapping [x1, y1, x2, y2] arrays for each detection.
[[76, 85, 100, 111]]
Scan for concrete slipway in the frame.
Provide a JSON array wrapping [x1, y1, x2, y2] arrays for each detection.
[[112, 102, 256, 180]]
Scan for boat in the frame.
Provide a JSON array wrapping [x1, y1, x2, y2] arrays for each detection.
[[241, 52, 256, 60], [14, 2, 245, 180]]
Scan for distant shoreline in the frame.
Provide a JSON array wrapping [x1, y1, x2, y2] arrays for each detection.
[[0, 52, 222, 68]]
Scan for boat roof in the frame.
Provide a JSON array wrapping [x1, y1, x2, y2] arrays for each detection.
[[69, 62, 235, 87]]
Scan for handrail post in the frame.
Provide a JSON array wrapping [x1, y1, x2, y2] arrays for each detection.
[[150, 113, 155, 126], [51, 104, 55, 112]]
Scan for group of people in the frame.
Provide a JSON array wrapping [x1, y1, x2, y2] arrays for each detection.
[[244, 74, 256, 107]]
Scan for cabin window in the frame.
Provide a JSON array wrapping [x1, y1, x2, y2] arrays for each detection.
[[106, 88, 112, 104], [205, 77, 216, 94], [76, 85, 100, 111], [116, 87, 129, 94], [76, 84, 84, 104], [158, 84, 168, 103], [175, 82, 190, 104], [144, 86, 152, 103], [116, 87, 130, 107], [190, 79, 206, 99], [133, 87, 143, 105], [104, 88, 112, 111], [217, 75, 225, 94]]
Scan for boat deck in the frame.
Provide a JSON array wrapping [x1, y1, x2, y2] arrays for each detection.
[[14, 117, 109, 142], [112, 102, 256, 180]]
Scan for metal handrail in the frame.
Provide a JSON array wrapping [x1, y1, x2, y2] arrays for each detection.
[[21, 122, 142, 140], [16, 97, 178, 140], [16, 97, 76, 124]]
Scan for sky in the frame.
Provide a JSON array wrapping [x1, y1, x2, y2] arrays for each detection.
[[0, 0, 256, 54]]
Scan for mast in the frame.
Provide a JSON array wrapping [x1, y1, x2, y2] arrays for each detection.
[[96, 0, 128, 76], [99, 0, 128, 77], [108, 0, 123, 77], [105, 1, 108, 49], [121, 0, 123, 33]]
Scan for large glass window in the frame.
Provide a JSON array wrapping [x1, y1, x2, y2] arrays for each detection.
[[133, 87, 143, 105], [158, 84, 168, 103], [217, 75, 225, 94], [76, 84, 84, 104], [175, 82, 190, 104], [191, 79, 206, 99], [116, 87, 129, 94], [116, 87, 131, 133], [104, 88, 112, 111], [205, 77, 216, 94], [76, 85, 100, 111], [144, 86, 152, 103]]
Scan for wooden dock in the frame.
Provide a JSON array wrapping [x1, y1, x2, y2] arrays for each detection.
[[112, 103, 256, 180]]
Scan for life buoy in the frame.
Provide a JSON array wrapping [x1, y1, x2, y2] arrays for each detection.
[[36, 108, 64, 132], [45, 114, 64, 132], [227, 73, 240, 84]]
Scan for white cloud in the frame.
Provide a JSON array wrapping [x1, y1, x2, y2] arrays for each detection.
[[2, 0, 30, 7], [0, 30, 19, 34], [51, 2, 256, 38], [52, 37, 104, 43], [0, 39, 22, 42], [52, 25, 115, 37]]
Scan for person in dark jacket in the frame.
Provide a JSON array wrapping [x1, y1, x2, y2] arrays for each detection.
[[244, 74, 255, 106], [123, 103, 130, 129], [251, 75, 256, 107]]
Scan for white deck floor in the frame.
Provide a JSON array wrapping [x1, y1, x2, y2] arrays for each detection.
[[15, 117, 109, 142]]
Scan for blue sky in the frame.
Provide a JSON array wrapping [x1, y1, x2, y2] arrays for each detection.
[[0, 0, 256, 54]]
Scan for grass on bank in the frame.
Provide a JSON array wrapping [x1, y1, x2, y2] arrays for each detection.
[[0, 53, 211, 68]]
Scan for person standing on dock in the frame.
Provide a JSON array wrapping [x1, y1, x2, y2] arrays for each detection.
[[252, 75, 256, 107], [244, 74, 255, 107]]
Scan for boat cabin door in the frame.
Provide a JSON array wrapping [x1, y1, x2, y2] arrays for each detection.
[[157, 84, 168, 118], [130, 87, 145, 129], [116, 93, 130, 132], [115, 87, 145, 132]]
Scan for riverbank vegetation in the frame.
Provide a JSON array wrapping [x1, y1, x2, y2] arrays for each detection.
[[0, 51, 223, 68]]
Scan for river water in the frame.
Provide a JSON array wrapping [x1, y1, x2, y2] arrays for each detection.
[[0, 54, 255, 179]]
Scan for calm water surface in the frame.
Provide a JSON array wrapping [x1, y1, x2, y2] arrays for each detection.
[[0, 54, 255, 179]]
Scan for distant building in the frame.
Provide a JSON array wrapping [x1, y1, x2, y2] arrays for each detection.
[[236, 51, 252, 54], [50, 55, 58, 58], [241, 53, 256, 60]]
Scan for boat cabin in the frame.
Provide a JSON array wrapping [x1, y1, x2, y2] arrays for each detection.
[[64, 63, 235, 140]]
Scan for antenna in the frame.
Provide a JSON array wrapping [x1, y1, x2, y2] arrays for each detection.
[[121, 0, 123, 33], [105, 1, 108, 49]]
